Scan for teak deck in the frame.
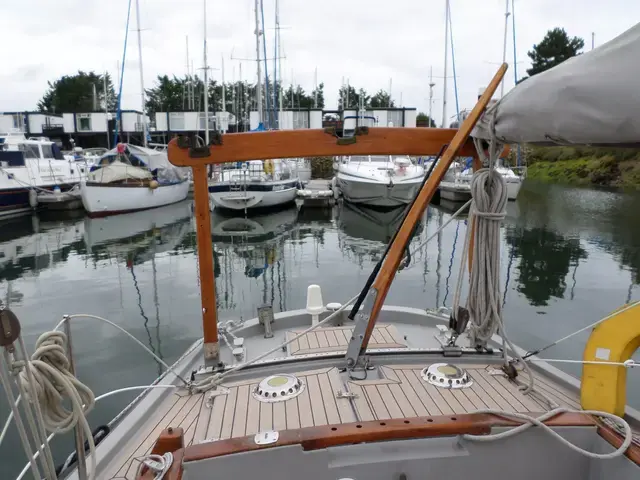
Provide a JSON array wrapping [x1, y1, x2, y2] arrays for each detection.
[[105, 358, 584, 479]]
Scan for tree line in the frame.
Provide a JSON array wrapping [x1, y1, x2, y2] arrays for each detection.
[[36, 27, 584, 120]]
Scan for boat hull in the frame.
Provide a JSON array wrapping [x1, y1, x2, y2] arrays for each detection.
[[337, 174, 422, 208], [208, 179, 299, 211], [80, 180, 190, 217], [438, 182, 472, 202]]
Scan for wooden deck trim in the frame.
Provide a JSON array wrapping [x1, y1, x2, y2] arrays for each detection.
[[182, 411, 594, 463], [597, 424, 640, 466]]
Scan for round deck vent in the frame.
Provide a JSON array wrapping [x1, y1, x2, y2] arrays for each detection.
[[253, 374, 305, 403], [421, 363, 472, 389]]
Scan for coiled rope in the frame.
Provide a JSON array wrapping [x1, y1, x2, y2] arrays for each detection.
[[15, 331, 97, 480]]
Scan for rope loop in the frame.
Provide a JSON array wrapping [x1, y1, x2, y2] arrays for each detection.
[[16, 331, 95, 434]]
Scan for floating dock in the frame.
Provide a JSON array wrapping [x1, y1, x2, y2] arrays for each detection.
[[297, 179, 336, 208]]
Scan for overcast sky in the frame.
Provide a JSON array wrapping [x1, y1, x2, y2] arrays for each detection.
[[2, 0, 638, 123]]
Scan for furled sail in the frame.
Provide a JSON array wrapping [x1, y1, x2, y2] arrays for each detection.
[[472, 22, 640, 147]]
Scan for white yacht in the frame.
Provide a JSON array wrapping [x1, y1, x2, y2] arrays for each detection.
[[208, 159, 301, 211], [0, 132, 85, 218], [335, 155, 426, 208], [455, 159, 526, 201]]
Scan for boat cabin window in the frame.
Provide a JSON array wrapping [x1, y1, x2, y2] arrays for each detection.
[[40, 143, 64, 160], [0, 151, 25, 167], [350, 155, 369, 163], [370, 155, 390, 162], [20, 144, 40, 159]]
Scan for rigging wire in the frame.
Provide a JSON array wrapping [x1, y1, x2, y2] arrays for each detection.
[[114, 0, 134, 145]]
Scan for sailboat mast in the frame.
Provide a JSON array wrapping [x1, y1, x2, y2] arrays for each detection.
[[441, 0, 449, 127], [203, 0, 210, 144], [221, 54, 226, 131], [254, 0, 263, 125], [134, 0, 148, 147], [500, 0, 510, 97], [274, 0, 280, 127], [428, 66, 435, 128], [103, 72, 110, 148]]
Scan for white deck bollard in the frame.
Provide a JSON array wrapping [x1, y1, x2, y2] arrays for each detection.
[[306, 285, 325, 325]]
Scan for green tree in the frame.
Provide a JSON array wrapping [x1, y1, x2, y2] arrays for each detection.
[[416, 112, 436, 127], [338, 85, 370, 109], [38, 71, 116, 113], [370, 89, 395, 108], [311, 82, 325, 108], [526, 28, 584, 77]]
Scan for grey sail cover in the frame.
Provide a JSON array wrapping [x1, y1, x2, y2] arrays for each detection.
[[472, 22, 640, 146]]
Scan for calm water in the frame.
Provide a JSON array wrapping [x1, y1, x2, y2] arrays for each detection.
[[1, 181, 640, 478]]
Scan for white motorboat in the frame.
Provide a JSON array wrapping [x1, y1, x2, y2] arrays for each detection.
[[0, 132, 85, 218], [208, 159, 301, 211], [456, 160, 526, 201], [335, 155, 426, 208], [80, 144, 190, 217]]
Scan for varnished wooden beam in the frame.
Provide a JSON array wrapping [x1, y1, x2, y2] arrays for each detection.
[[166, 127, 477, 167], [354, 64, 508, 358]]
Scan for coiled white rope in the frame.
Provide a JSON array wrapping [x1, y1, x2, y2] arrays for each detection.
[[464, 408, 633, 460], [14, 330, 97, 480]]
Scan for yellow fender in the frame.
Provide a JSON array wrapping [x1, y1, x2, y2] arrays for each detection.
[[581, 301, 640, 415], [263, 159, 274, 175]]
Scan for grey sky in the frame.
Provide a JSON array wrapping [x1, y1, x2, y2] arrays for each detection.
[[1, 0, 637, 123]]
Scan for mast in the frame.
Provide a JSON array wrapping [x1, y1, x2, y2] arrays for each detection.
[[314, 67, 318, 108], [134, 0, 148, 147], [388, 78, 392, 107], [103, 72, 110, 148], [254, 0, 263, 125], [221, 54, 226, 131], [203, 0, 210, 144], [277, 1, 283, 126], [500, 0, 510, 98], [428, 66, 435, 127], [441, 0, 449, 127], [274, 0, 280, 128]]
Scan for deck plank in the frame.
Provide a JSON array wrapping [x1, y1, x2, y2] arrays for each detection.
[[318, 372, 341, 425], [307, 332, 320, 349], [495, 375, 544, 412], [192, 393, 212, 444], [468, 379, 501, 410], [245, 383, 261, 436], [325, 329, 339, 347], [231, 385, 250, 438], [316, 330, 329, 348], [393, 369, 430, 416], [273, 401, 287, 431], [347, 382, 375, 421], [403, 369, 449, 415], [307, 374, 329, 426], [364, 385, 390, 419], [297, 376, 314, 427], [388, 383, 417, 418], [477, 369, 526, 412], [471, 371, 515, 412], [219, 386, 239, 439], [298, 332, 310, 351], [449, 388, 477, 413], [285, 397, 301, 430], [259, 399, 273, 432], [377, 384, 405, 419]]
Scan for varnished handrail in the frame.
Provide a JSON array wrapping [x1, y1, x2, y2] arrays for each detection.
[[137, 411, 597, 479]]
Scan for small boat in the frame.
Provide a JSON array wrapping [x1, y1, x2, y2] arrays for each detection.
[[2, 23, 640, 480], [336, 155, 426, 208], [35, 185, 83, 211], [455, 159, 526, 201], [80, 143, 190, 217], [208, 159, 301, 211], [0, 132, 85, 218]]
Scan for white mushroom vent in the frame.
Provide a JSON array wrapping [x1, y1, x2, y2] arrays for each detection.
[[421, 363, 472, 389], [253, 374, 305, 403]]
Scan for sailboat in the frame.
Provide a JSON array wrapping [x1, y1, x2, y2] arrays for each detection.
[[207, 0, 302, 212], [2, 21, 640, 480], [80, 0, 189, 217]]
